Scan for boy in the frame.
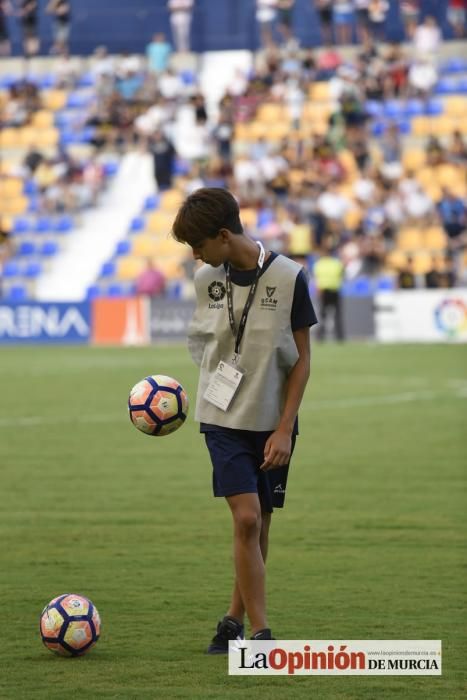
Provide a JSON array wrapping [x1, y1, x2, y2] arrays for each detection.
[[172, 188, 317, 652]]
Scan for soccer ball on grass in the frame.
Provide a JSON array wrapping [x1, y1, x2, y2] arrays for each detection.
[[128, 375, 189, 436], [40, 593, 101, 657]]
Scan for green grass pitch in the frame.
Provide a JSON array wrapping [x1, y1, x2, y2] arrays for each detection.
[[0, 342, 465, 699]]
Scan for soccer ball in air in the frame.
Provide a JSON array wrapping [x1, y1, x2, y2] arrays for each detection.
[[128, 375, 189, 436], [40, 594, 101, 657]]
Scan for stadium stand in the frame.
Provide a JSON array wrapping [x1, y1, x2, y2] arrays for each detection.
[[0, 1, 466, 302]]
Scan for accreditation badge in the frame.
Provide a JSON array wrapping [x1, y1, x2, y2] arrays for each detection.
[[203, 360, 244, 412]]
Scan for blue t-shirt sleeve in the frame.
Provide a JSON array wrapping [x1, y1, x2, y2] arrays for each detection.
[[291, 269, 318, 331]]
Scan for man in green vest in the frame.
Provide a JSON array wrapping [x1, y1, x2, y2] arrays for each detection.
[[314, 241, 345, 341]]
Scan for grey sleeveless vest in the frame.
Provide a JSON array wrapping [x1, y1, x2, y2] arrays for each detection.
[[188, 255, 302, 431]]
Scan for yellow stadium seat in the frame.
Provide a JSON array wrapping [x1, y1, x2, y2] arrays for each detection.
[[249, 121, 268, 139], [429, 116, 457, 136], [152, 238, 181, 257], [423, 183, 442, 202], [338, 149, 358, 175], [267, 123, 289, 140], [132, 235, 157, 257], [35, 127, 59, 148], [412, 252, 432, 275], [0, 216, 12, 232], [31, 110, 55, 129], [424, 226, 447, 251], [0, 177, 23, 198], [302, 101, 332, 122], [308, 82, 331, 101], [152, 255, 184, 280], [256, 103, 287, 123], [19, 127, 37, 147], [159, 189, 184, 212], [397, 227, 424, 251], [239, 207, 257, 227], [41, 89, 67, 111], [0, 159, 15, 175], [402, 148, 426, 171], [411, 117, 433, 137], [416, 166, 437, 187], [117, 256, 146, 280], [444, 96, 467, 117], [146, 211, 175, 234], [1, 196, 28, 215], [386, 250, 407, 270], [234, 123, 250, 140], [344, 207, 362, 230], [0, 128, 21, 149], [435, 164, 461, 188]]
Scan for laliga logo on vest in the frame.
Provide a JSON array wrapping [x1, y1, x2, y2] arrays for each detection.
[[208, 281, 226, 308], [128, 375, 189, 436]]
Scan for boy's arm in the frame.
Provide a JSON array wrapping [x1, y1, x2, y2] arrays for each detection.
[[260, 326, 311, 471]]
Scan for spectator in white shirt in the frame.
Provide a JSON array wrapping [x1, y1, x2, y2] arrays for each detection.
[[168, 0, 193, 53], [413, 16, 441, 57]]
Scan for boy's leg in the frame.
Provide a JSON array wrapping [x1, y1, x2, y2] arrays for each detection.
[[227, 510, 271, 624], [226, 493, 268, 635]]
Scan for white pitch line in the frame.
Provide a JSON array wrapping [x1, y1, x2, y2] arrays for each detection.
[[0, 390, 464, 429]]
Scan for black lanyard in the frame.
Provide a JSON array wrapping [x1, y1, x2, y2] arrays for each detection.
[[225, 241, 265, 358]]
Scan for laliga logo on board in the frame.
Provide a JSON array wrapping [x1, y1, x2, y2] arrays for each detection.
[[434, 299, 467, 338]]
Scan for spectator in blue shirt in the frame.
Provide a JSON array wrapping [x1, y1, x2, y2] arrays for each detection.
[[146, 32, 172, 74], [438, 188, 466, 242]]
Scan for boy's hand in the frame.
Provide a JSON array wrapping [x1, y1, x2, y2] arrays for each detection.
[[260, 429, 292, 471]]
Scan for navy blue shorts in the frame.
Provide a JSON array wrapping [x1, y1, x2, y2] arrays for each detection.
[[204, 429, 296, 513]]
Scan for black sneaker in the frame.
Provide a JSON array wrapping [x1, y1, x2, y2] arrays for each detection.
[[251, 628, 274, 640], [206, 616, 244, 654]]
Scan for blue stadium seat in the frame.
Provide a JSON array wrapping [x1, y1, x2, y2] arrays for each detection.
[[435, 78, 458, 95], [77, 73, 95, 87], [5, 284, 28, 301], [0, 74, 16, 89], [441, 57, 466, 74], [66, 92, 93, 109], [426, 99, 443, 116], [34, 217, 53, 233], [353, 277, 372, 295], [365, 100, 384, 118], [371, 121, 386, 137], [459, 78, 467, 94], [24, 261, 42, 278], [130, 216, 145, 233], [23, 180, 38, 196], [384, 100, 404, 119], [115, 240, 131, 256], [107, 283, 128, 297], [12, 218, 31, 234], [144, 194, 159, 211], [103, 161, 119, 177], [180, 69, 195, 85], [173, 159, 191, 176], [396, 119, 411, 135], [404, 99, 424, 117], [101, 261, 117, 278], [86, 285, 102, 299], [3, 261, 21, 277], [376, 276, 396, 292], [17, 241, 37, 256], [40, 241, 59, 256], [38, 73, 56, 89], [53, 215, 73, 233], [54, 110, 79, 128]]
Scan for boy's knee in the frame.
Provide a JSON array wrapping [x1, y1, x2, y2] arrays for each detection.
[[234, 510, 261, 540]]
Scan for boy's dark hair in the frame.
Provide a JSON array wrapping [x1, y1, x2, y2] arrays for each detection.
[[172, 188, 243, 247]]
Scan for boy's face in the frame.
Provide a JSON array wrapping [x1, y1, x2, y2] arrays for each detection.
[[191, 231, 228, 267]]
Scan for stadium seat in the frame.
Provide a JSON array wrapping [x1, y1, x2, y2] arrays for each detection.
[[398, 228, 424, 251], [308, 82, 331, 101], [67, 92, 93, 109], [31, 110, 55, 129], [115, 240, 132, 256], [412, 252, 432, 275], [101, 261, 117, 278], [384, 100, 404, 119], [53, 215, 73, 233], [144, 194, 159, 211], [23, 180, 38, 196], [404, 99, 424, 117], [376, 276, 395, 291], [5, 284, 28, 301], [365, 100, 384, 118], [12, 217, 31, 234], [86, 284, 102, 299], [42, 89, 67, 111], [444, 96, 467, 117], [146, 211, 173, 234], [425, 99, 443, 116], [424, 227, 447, 251], [132, 235, 157, 257], [107, 283, 131, 297], [40, 241, 59, 256], [2, 197, 28, 216], [371, 121, 386, 137], [17, 240, 37, 256], [402, 148, 426, 170], [77, 73, 95, 88], [160, 189, 184, 212], [3, 261, 21, 277], [0, 177, 23, 198], [24, 261, 42, 278], [103, 161, 119, 177], [130, 216, 145, 233], [257, 103, 287, 123], [34, 217, 53, 234], [117, 256, 146, 280], [0, 128, 20, 148]]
